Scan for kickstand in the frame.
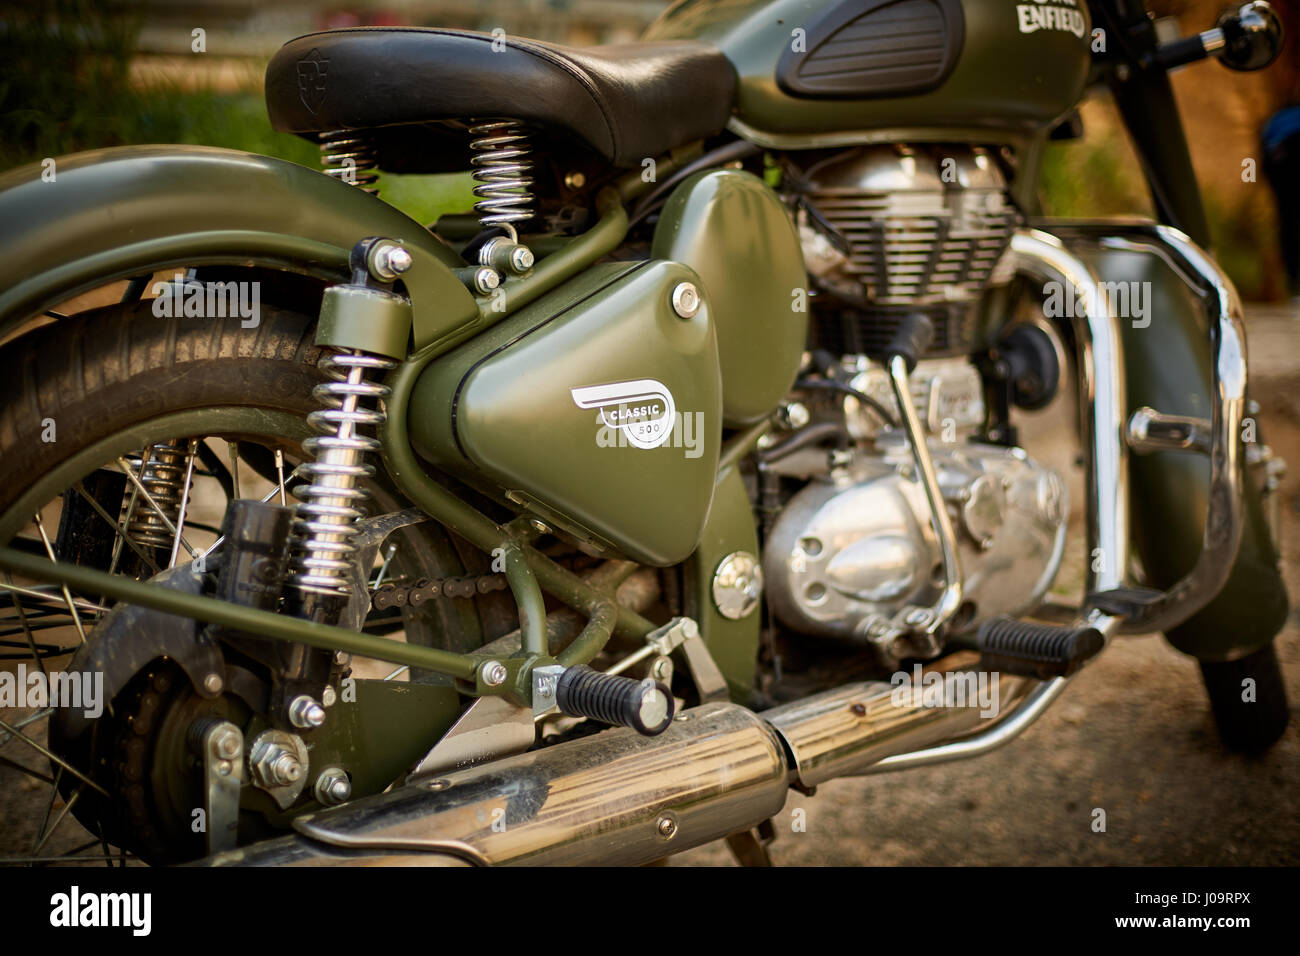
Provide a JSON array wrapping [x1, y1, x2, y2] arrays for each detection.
[[725, 818, 776, 867]]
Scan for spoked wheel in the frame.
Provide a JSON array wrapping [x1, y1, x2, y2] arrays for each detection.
[[0, 292, 510, 865]]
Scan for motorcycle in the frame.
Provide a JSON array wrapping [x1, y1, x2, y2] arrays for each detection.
[[0, 0, 1288, 866]]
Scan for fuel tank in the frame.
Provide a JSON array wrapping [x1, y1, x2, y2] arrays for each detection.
[[645, 0, 1092, 141], [409, 260, 723, 567]]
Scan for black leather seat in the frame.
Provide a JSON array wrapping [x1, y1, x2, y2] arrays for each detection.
[[266, 28, 737, 168]]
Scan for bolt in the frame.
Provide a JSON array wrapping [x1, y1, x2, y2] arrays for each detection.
[[850, 702, 867, 717], [333, 650, 351, 667], [529, 518, 551, 535], [650, 657, 672, 682], [314, 768, 352, 806], [217, 760, 233, 776], [564, 171, 586, 189], [472, 267, 500, 295], [481, 660, 508, 687], [656, 815, 678, 839], [212, 730, 241, 760], [288, 695, 326, 730], [509, 245, 535, 273], [781, 401, 810, 430], [670, 281, 701, 319], [372, 243, 412, 280], [269, 751, 303, 785], [202, 673, 223, 695], [681, 618, 699, 640], [321, 685, 337, 708]]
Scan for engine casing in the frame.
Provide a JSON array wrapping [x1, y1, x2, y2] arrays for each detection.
[[763, 435, 1067, 641]]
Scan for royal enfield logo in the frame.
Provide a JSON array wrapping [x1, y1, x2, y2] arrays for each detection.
[[296, 49, 329, 114], [570, 379, 676, 450], [1016, 0, 1086, 38]]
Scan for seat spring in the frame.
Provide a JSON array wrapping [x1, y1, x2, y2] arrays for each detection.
[[318, 129, 380, 195], [468, 118, 535, 236]]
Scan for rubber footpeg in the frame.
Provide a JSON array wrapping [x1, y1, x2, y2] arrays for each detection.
[[1086, 586, 1164, 619], [976, 617, 1104, 679], [555, 666, 674, 736]]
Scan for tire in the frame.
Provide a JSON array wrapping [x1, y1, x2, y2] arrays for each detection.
[[1198, 642, 1290, 753], [0, 297, 513, 657]]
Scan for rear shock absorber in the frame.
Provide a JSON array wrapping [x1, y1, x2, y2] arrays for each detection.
[[275, 237, 414, 726], [122, 439, 187, 549], [318, 129, 380, 196], [288, 351, 395, 598]]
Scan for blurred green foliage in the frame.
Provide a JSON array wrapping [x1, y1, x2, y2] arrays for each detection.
[[0, 0, 474, 223]]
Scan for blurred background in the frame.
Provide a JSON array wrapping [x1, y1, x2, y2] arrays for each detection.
[[1, 0, 1298, 301]]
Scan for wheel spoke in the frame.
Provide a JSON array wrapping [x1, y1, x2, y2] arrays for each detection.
[[228, 441, 242, 501], [114, 456, 199, 560], [0, 718, 109, 797], [31, 514, 87, 645], [2, 573, 47, 677], [0, 753, 55, 786], [168, 439, 200, 568], [0, 580, 107, 615], [33, 780, 84, 855], [108, 447, 151, 577], [71, 480, 160, 576]]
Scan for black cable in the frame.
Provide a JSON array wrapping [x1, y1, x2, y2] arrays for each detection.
[[795, 377, 899, 430], [628, 139, 763, 228]]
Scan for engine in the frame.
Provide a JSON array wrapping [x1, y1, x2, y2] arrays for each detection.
[[761, 144, 1067, 653]]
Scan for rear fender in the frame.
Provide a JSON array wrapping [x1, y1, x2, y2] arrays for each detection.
[[0, 146, 478, 349]]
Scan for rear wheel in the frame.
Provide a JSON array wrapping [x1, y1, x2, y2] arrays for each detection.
[[0, 296, 507, 863]]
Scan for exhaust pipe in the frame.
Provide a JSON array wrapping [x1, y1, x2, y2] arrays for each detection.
[[200, 654, 1053, 867]]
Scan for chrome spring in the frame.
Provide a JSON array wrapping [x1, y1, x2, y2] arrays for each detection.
[[468, 119, 535, 234], [122, 439, 187, 549], [289, 351, 396, 596], [319, 129, 380, 195]]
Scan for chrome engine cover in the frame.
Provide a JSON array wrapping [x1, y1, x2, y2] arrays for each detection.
[[763, 436, 1067, 643]]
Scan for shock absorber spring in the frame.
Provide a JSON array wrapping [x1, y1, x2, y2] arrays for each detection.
[[122, 439, 187, 549], [289, 351, 395, 596], [318, 129, 380, 195], [468, 119, 535, 236]]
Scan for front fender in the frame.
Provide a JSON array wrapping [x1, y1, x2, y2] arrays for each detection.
[[0, 145, 477, 349], [1047, 221, 1287, 662]]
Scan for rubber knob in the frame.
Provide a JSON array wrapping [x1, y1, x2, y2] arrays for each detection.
[[555, 666, 674, 736]]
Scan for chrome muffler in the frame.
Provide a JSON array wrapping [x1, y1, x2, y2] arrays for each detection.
[[200, 654, 1068, 867]]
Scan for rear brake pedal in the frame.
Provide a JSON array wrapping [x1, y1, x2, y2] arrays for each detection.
[[976, 617, 1104, 679]]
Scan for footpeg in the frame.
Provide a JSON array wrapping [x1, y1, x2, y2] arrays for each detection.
[[976, 617, 1104, 679], [556, 666, 674, 736]]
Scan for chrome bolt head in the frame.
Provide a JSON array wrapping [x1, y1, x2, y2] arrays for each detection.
[[212, 729, 241, 761], [314, 768, 352, 806], [509, 245, 535, 273], [564, 171, 587, 189], [473, 267, 501, 295], [321, 685, 337, 708], [269, 751, 303, 785], [670, 282, 701, 319], [202, 673, 223, 695], [481, 660, 508, 687], [288, 695, 327, 730], [372, 243, 412, 280], [656, 814, 678, 839]]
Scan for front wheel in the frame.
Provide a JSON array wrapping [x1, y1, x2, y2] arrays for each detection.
[[1198, 642, 1290, 753]]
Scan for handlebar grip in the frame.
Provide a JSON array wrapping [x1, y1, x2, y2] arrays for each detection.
[[555, 666, 674, 736]]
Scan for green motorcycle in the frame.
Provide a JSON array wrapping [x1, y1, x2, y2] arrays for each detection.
[[0, 0, 1288, 866]]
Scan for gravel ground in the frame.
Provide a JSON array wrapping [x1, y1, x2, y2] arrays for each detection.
[[2, 306, 1297, 867]]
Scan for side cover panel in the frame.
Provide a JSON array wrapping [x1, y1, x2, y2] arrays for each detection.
[[410, 261, 724, 567]]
